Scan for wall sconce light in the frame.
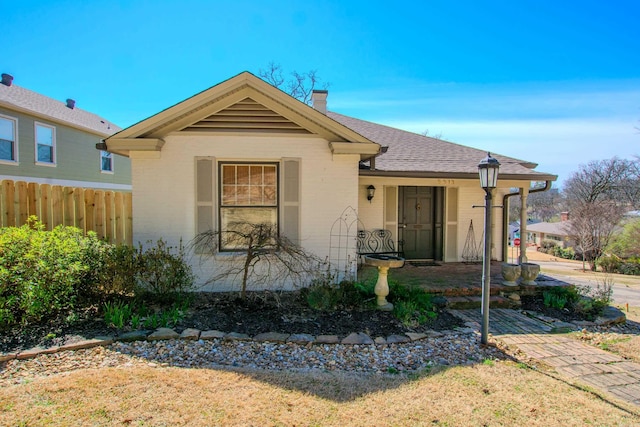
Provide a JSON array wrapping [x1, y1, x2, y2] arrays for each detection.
[[367, 185, 376, 203]]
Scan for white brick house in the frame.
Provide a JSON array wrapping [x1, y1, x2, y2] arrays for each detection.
[[104, 72, 556, 289]]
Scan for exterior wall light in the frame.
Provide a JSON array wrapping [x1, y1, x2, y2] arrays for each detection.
[[367, 185, 376, 202], [477, 152, 500, 345]]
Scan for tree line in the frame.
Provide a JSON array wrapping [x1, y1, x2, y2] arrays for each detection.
[[511, 157, 640, 270]]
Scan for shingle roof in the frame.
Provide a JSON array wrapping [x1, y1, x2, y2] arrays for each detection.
[[0, 81, 120, 137], [526, 221, 571, 236], [328, 111, 557, 181]]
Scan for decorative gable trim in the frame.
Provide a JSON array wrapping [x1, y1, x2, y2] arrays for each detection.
[[104, 72, 379, 159]]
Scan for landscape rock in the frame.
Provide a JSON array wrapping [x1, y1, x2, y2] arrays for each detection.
[[0, 352, 17, 362], [224, 332, 251, 341], [315, 335, 340, 344], [287, 333, 315, 344], [386, 334, 410, 344], [374, 337, 387, 345], [200, 330, 226, 340], [147, 328, 180, 341], [254, 332, 289, 343], [595, 306, 626, 326], [60, 338, 112, 351], [342, 332, 373, 345], [118, 330, 150, 342], [405, 332, 428, 341], [180, 328, 201, 340]]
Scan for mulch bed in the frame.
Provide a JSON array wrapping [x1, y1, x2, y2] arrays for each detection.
[[1, 291, 464, 354], [520, 294, 596, 323]]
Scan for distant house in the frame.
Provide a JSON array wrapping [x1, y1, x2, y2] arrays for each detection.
[[103, 72, 557, 289], [527, 212, 572, 248], [0, 73, 130, 191]]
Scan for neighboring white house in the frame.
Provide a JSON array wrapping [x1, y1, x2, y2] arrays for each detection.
[[527, 212, 572, 248], [104, 72, 557, 289]]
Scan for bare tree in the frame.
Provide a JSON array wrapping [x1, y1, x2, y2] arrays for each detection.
[[421, 129, 444, 140], [563, 157, 640, 270], [191, 222, 321, 299], [258, 62, 329, 105], [507, 188, 563, 223]]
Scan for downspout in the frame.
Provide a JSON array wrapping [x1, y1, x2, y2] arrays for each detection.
[[501, 180, 552, 262]]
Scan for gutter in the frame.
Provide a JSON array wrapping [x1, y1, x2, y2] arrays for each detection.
[[501, 180, 552, 262]]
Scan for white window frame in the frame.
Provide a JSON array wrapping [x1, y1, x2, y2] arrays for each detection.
[[218, 162, 279, 251], [100, 150, 114, 173], [34, 122, 56, 166], [0, 114, 18, 164]]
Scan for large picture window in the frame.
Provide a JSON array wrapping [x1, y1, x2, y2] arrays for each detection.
[[219, 163, 278, 250], [0, 115, 17, 162], [35, 123, 55, 164]]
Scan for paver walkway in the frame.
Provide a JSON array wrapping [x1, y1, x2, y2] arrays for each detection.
[[451, 308, 640, 406]]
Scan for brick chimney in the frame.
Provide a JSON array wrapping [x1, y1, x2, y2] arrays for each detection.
[[560, 211, 569, 222], [1, 73, 13, 87], [311, 90, 328, 114]]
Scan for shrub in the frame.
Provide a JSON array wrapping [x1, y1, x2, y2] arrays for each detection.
[[0, 219, 108, 328], [306, 284, 341, 311], [542, 286, 580, 310], [551, 245, 575, 260], [614, 257, 640, 276], [540, 239, 558, 252], [597, 254, 621, 273], [93, 244, 140, 300], [0, 219, 195, 329], [388, 282, 437, 326], [136, 239, 195, 303]]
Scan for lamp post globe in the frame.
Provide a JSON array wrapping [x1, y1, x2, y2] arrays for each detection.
[[478, 152, 500, 189]]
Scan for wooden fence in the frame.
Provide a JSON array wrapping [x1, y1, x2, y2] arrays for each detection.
[[0, 180, 132, 245]]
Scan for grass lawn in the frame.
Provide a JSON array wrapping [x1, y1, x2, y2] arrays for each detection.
[[1, 361, 638, 426]]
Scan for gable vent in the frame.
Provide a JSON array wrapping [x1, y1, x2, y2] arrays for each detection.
[[181, 97, 311, 135]]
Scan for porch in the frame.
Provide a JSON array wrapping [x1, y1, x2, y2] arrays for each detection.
[[357, 259, 571, 309]]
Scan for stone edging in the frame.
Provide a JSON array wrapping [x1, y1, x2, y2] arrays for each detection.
[[1, 327, 471, 363]]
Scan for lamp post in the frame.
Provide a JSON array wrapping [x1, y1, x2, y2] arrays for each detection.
[[478, 153, 500, 345]]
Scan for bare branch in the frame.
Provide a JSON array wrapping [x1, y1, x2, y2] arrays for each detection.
[[259, 63, 329, 105], [190, 222, 321, 298]]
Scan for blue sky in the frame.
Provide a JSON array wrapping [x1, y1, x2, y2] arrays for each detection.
[[3, 0, 639, 186]]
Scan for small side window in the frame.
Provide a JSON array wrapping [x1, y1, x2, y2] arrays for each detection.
[[101, 150, 113, 172], [35, 122, 56, 164], [0, 115, 18, 162]]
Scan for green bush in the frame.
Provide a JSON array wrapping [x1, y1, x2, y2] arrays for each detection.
[[93, 244, 140, 299], [551, 245, 575, 260], [619, 259, 640, 276], [0, 219, 195, 329], [136, 239, 195, 302], [0, 219, 106, 327], [540, 239, 558, 252], [597, 254, 621, 273], [389, 283, 437, 326], [542, 286, 580, 310]]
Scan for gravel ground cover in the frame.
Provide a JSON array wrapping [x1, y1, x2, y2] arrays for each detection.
[[0, 329, 507, 386]]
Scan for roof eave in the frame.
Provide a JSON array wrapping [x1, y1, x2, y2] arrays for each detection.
[[360, 169, 558, 181], [0, 101, 116, 137]]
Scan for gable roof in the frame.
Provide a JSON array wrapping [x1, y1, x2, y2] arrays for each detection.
[[329, 112, 557, 182], [105, 72, 380, 159], [527, 221, 571, 236], [0, 80, 120, 137]]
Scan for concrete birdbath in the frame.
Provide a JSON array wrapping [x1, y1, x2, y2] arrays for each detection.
[[364, 254, 405, 311]]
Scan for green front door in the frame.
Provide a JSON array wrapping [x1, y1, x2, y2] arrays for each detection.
[[399, 186, 434, 259]]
